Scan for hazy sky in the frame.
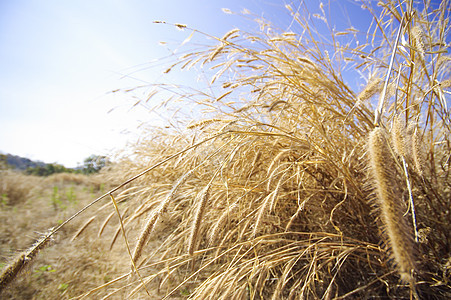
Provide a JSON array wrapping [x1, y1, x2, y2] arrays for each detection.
[[0, 0, 373, 167]]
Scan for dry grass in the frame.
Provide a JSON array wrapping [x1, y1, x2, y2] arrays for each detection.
[[0, 171, 125, 299], [1, 0, 450, 299], [91, 1, 448, 298], [0, 170, 40, 206]]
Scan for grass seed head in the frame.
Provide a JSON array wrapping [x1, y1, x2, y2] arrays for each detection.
[[368, 127, 416, 282], [391, 114, 407, 157], [188, 185, 210, 255], [412, 25, 426, 62]]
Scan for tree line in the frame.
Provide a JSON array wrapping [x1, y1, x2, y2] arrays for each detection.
[[0, 154, 109, 176]]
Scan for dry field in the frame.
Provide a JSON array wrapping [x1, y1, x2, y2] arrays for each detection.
[[0, 171, 123, 298], [1, 1, 450, 299]]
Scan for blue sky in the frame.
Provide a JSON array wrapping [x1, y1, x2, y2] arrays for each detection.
[[0, 0, 375, 167]]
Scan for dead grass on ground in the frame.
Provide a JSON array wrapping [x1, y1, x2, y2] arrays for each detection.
[[0, 171, 126, 299]]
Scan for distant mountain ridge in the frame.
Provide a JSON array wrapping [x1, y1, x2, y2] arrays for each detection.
[[0, 153, 47, 170]]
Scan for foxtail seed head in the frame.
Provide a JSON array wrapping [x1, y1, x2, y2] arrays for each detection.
[[412, 25, 426, 62], [368, 127, 416, 282], [358, 78, 383, 102], [0, 232, 52, 293], [188, 185, 210, 255], [392, 115, 407, 157]]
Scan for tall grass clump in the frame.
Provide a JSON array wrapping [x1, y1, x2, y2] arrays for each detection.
[[2, 0, 449, 299], [77, 1, 446, 298], [79, 1, 449, 299]]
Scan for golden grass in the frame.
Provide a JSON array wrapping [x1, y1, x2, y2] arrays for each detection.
[[0, 172, 124, 298], [93, 1, 447, 297], [1, 0, 450, 299], [0, 170, 40, 206], [368, 127, 415, 283]]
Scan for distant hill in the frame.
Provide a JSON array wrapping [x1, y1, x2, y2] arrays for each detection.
[[0, 153, 47, 170], [0, 153, 108, 176]]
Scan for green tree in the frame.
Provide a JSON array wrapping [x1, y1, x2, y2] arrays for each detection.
[[81, 155, 109, 174], [26, 163, 76, 176], [0, 154, 8, 170]]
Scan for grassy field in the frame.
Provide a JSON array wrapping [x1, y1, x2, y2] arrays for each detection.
[[1, 1, 450, 299], [0, 171, 123, 298]]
